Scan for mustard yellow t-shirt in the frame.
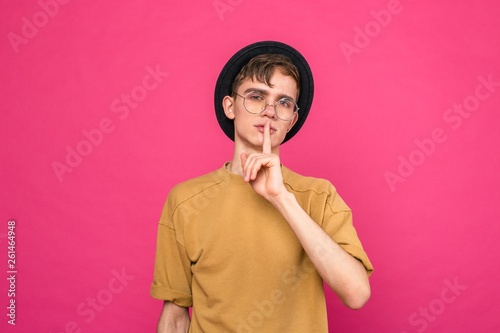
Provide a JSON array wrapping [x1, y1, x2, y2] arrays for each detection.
[[151, 164, 373, 332]]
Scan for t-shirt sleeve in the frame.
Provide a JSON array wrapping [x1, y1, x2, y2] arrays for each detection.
[[322, 186, 374, 276], [150, 194, 193, 307]]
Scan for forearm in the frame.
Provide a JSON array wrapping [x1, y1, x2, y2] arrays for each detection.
[[157, 301, 190, 333], [270, 192, 371, 309]]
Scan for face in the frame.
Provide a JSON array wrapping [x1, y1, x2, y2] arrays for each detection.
[[223, 69, 299, 152]]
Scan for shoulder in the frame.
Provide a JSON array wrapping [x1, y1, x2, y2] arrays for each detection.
[[167, 167, 226, 210], [283, 166, 333, 193], [282, 166, 350, 212]]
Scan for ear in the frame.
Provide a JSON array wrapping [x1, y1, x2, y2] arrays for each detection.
[[223, 96, 235, 120], [287, 113, 299, 132]]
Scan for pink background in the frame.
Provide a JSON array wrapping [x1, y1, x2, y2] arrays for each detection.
[[1, 0, 499, 332]]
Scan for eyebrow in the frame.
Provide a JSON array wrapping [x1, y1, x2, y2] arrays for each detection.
[[242, 88, 296, 101]]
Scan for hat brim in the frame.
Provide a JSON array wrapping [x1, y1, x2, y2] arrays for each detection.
[[214, 41, 314, 143]]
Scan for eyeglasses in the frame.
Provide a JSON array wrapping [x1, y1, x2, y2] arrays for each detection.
[[233, 91, 299, 121]]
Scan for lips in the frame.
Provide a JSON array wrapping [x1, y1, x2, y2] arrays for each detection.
[[255, 124, 277, 134]]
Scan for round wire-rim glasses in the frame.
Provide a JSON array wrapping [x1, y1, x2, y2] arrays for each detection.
[[233, 91, 299, 121]]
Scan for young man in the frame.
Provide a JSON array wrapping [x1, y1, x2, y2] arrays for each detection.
[[151, 41, 373, 333]]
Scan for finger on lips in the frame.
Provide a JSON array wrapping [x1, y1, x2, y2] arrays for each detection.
[[240, 121, 273, 182], [263, 121, 272, 154]]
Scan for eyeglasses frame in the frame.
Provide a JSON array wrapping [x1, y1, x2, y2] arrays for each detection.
[[233, 91, 299, 121]]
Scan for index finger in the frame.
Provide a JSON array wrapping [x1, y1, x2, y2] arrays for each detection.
[[263, 121, 272, 154]]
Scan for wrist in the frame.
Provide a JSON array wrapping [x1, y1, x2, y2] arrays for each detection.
[[268, 190, 296, 211]]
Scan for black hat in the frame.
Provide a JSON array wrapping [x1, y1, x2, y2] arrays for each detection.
[[214, 41, 314, 143]]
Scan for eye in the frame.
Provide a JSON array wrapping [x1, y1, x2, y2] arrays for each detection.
[[278, 98, 293, 109], [247, 92, 264, 101]]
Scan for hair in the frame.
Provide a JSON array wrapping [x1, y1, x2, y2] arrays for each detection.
[[231, 54, 301, 98]]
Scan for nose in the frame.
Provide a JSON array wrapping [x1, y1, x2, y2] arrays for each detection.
[[261, 103, 277, 118]]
